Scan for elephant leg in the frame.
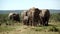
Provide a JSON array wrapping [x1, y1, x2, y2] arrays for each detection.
[[23, 20, 26, 25], [44, 18, 48, 26], [45, 19, 49, 26], [32, 21, 35, 26], [33, 20, 37, 26], [30, 18, 33, 26], [44, 20, 48, 26], [26, 19, 29, 26], [36, 20, 39, 26], [39, 20, 42, 26], [46, 20, 48, 26], [42, 17, 46, 26], [40, 17, 44, 26], [29, 19, 31, 26], [30, 21, 32, 26], [33, 21, 37, 26], [32, 20, 34, 26], [44, 20, 46, 26], [33, 22, 35, 26], [44, 17, 49, 26], [32, 19, 34, 26], [29, 19, 32, 26], [23, 20, 27, 25], [37, 20, 40, 26], [39, 18, 43, 26]]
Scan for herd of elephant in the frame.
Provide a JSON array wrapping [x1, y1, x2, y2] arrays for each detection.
[[8, 7, 50, 26]]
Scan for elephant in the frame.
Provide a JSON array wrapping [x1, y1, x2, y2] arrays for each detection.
[[21, 7, 50, 26], [27, 7, 41, 26], [39, 9, 50, 26], [27, 9, 34, 26], [21, 11, 29, 25], [8, 13, 20, 22], [27, 7, 50, 26]]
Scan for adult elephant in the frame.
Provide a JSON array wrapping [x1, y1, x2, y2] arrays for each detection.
[[8, 13, 20, 22], [27, 8, 50, 26], [27, 7, 41, 26], [21, 11, 29, 25], [39, 9, 50, 26]]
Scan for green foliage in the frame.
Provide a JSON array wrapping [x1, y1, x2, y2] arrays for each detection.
[[0, 14, 8, 24], [48, 26, 59, 32], [50, 13, 60, 22]]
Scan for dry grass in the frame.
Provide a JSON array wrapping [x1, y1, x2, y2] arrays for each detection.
[[0, 13, 60, 34]]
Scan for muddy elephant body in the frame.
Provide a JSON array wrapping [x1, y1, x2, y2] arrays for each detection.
[[8, 13, 20, 22]]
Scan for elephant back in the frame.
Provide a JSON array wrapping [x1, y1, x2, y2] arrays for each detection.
[[39, 9, 50, 17]]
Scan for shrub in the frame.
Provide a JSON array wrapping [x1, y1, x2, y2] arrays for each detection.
[[48, 26, 59, 32], [50, 13, 60, 22], [35, 28, 42, 31], [31, 27, 42, 31]]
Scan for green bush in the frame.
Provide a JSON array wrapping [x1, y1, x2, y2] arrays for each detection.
[[48, 26, 59, 32], [50, 13, 60, 22]]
